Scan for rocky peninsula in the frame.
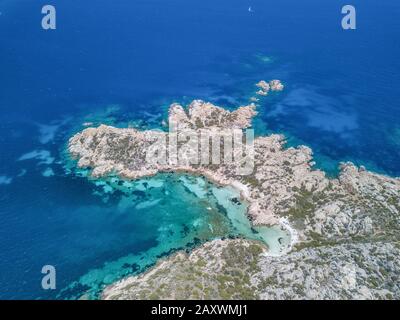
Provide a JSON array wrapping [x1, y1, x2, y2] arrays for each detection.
[[68, 82, 400, 300]]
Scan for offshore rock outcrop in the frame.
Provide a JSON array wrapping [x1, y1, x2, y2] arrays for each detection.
[[69, 91, 400, 300], [256, 79, 284, 96]]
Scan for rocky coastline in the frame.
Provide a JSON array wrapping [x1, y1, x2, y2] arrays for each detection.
[[68, 82, 400, 300]]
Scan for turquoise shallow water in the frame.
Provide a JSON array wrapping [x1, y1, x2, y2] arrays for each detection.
[[58, 167, 290, 299]]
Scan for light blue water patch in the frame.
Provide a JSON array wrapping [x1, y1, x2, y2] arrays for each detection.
[[17, 150, 55, 165], [0, 175, 13, 185], [180, 176, 208, 198], [135, 198, 162, 210], [41, 167, 55, 177]]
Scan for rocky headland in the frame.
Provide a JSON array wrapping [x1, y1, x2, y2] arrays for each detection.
[[68, 81, 400, 300]]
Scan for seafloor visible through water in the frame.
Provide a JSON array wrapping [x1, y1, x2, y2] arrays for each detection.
[[0, 0, 399, 299], [57, 170, 291, 299]]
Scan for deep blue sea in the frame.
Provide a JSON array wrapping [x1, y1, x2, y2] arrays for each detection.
[[0, 0, 399, 299]]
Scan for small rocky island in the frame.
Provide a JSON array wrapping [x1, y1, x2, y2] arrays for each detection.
[[69, 81, 400, 300]]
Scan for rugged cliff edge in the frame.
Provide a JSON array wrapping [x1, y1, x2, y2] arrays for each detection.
[[69, 95, 400, 300]]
